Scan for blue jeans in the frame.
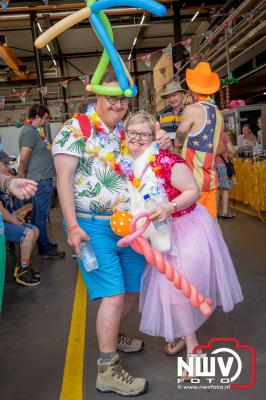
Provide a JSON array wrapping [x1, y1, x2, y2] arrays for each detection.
[[4, 222, 37, 244], [31, 178, 53, 251]]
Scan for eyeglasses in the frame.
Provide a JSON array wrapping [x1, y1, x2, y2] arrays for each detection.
[[126, 130, 153, 141], [105, 96, 130, 106]]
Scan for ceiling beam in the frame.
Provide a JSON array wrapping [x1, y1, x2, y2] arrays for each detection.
[[0, 69, 153, 88], [0, 1, 174, 15], [18, 47, 164, 62]]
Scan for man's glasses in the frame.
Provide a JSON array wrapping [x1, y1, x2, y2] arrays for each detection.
[[126, 130, 153, 141], [105, 96, 130, 106]]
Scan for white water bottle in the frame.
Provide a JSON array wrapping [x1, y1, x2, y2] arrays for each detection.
[[143, 194, 169, 231], [80, 241, 99, 272]]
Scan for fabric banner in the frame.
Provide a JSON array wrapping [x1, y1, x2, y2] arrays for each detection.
[[0, 0, 9, 11], [162, 44, 172, 58], [39, 87, 48, 96], [60, 80, 69, 89], [79, 75, 90, 87], [182, 38, 192, 54], [142, 54, 152, 69], [174, 61, 182, 71]]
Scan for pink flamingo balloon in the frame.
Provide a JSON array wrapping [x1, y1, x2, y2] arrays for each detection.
[[118, 212, 213, 317]]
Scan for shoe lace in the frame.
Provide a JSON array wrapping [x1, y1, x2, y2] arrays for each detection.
[[111, 360, 135, 384], [118, 332, 133, 346]]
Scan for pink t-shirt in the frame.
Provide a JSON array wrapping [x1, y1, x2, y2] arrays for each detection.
[[215, 131, 231, 167]]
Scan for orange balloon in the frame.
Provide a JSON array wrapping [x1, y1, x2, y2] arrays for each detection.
[[110, 211, 133, 237]]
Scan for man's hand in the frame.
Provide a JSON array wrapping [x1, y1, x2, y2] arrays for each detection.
[[8, 178, 38, 199], [155, 121, 171, 150], [67, 227, 90, 259]]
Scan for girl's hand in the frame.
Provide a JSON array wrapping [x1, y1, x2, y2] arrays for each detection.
[[9, 214, 23, 226], [67, 227, 89, 259], [148, 203, 173, 222], [15, 215, 25, 224]]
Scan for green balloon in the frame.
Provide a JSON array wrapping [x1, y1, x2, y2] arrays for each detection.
[[124, 88, 134, 97], [91, 84, 123, 96]]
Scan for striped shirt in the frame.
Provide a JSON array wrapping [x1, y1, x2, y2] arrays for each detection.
[[182, 102, 222, 192], [159, 106, 183, 139]]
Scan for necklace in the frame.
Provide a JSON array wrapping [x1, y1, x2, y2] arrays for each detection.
[[26, 119, 51, 151], [117, 143, 163, 189], [86, 109, 127, 172]]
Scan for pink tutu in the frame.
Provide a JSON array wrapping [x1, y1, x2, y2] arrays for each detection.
[[139, 204, 243, 341]]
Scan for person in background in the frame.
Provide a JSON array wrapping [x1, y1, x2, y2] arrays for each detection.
[[257, 116, 263, 147], [159, 81, 186, 144], [18, 104, 65, 259], [238, 124, 257, 146], [169, 62, 222, 356], [0, 171, 38, 309], [215, 132, 236, 219], [175, 62, 222, 222], [0, 152, 40, 286]]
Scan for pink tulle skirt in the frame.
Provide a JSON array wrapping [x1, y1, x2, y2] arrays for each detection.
[[139, 204, 243, 341]]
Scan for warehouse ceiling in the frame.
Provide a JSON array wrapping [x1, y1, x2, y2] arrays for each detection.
[[0, 0, 265, 110]]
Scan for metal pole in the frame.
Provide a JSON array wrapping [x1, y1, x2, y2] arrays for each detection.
[[224, 28, 232, 79], [172, 1, 184, 80], [30, 12, 46, 105], [30, 12, 51, 142], [132, 50, 139, 111]]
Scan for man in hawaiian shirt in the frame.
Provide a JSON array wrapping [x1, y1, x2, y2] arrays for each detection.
[[52, 71, 170, 397]]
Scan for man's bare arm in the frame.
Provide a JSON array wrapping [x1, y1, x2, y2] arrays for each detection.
[[174, 106, 195, 152], [18, 147, 33, 177]]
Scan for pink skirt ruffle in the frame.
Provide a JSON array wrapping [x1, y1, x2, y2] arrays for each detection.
[[139, 204, 243, 341]]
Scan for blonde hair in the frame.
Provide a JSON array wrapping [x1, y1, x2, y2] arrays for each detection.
[[125, 111, 156, 136]]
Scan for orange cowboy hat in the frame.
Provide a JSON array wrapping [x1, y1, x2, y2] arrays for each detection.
[[186, 62, 220, 95]]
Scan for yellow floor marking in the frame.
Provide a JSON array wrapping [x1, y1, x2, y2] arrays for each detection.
[[60, 270, 87, 400]]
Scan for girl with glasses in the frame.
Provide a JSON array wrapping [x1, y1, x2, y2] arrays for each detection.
[[121, 111, 243, 378]]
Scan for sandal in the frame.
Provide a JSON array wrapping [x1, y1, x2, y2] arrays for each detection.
[[164, 337, 186, 356]]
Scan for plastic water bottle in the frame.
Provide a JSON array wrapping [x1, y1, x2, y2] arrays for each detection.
[[80, 241, 99, 272], [143, 194, 169, 231]]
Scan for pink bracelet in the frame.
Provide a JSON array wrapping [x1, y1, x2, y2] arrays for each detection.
[[67, 223, 79, 232]]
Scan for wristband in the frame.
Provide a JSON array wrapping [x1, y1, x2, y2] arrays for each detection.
[[3, 175, 15, 192], [67, 223, 79, 232]]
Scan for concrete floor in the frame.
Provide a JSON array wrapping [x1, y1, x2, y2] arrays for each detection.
[[0, 209, 265, 400]]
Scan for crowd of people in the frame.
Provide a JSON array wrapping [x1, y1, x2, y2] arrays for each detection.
[[0, 61, 244, 396]]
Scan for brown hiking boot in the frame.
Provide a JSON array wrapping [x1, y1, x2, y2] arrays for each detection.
[[117, 332, 144, 353], [96, 354, 148, 396]]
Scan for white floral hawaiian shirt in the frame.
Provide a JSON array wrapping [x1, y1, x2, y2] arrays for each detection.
[[52, 107, 130, 214]]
